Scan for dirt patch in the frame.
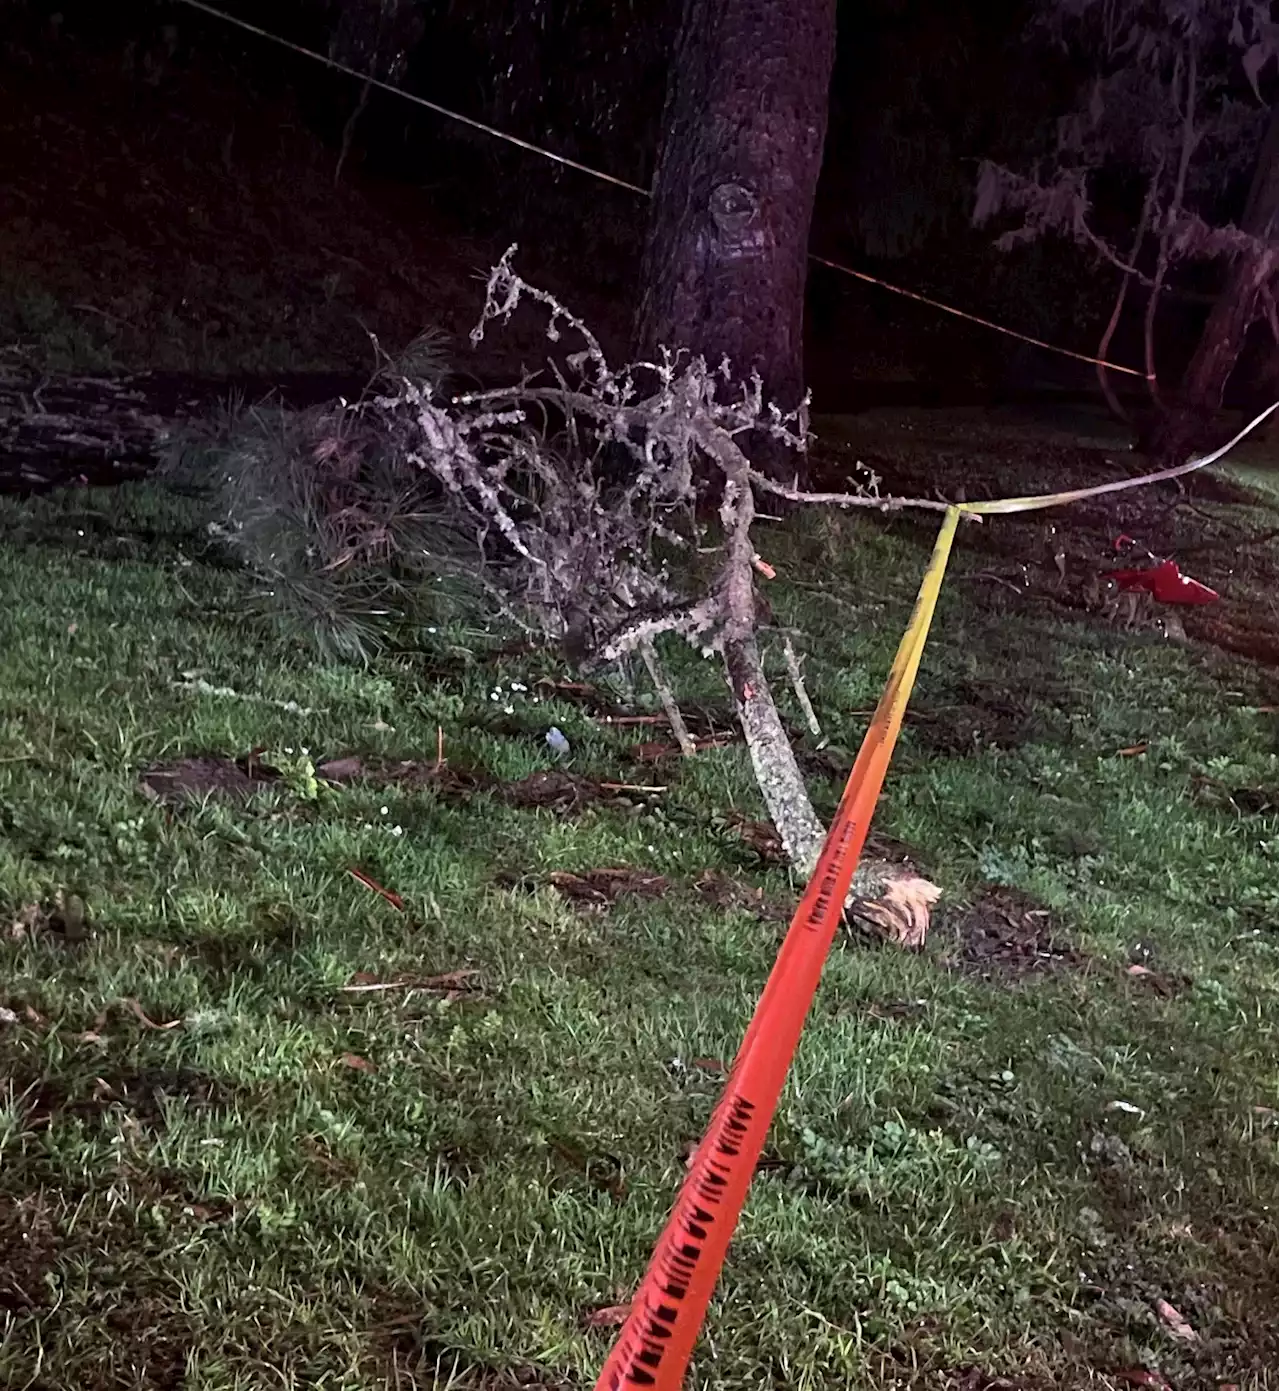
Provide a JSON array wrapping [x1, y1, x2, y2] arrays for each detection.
[[0, 1191, 58, 1317], [91, 1068, 230, 1128], [694, 869, 793, 923], [501, 770, 604, 812], [499, 770, 661, 814], [141, 749, 501, 806], [1, 1183, 215, 1391], [58, 1297, 196, 1391], [319, 753, 671, 815], [947, 885, 1086, 983], [545, 867, 668, 908], [0, 1217, 198, 1390], [318, 754, 490, 798], [14, 1066, 233, 1134], [1190, 773, 1280, 818], [140, 754, 279, 806], [496, 866, 667, 912], [910, 694, 1043, 754]]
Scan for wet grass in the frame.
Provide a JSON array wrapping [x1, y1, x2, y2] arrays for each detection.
[[0, 484, 1275, 1390]]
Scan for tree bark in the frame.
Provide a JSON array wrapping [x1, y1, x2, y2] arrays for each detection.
[[634, 0, 837, 480], [724, 630, 826, 872], [1146, 111, 1279, 461]]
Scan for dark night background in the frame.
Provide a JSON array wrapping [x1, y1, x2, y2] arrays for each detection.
[[1, 0, 1271, 434]]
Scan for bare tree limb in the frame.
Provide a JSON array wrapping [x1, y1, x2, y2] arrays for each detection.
[[1097, 162, 1162, 423], [1145, 40, 1200, 409], [747, 470, 963, 516], [710, 424, 827, 871]]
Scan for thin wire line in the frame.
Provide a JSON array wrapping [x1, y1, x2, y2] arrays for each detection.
[[809, 255, 1152, 378], [173, 0, 650, 194], [173, 0, 1151, 380]]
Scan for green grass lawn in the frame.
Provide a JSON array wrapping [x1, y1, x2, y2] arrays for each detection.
[[0, 484, 1275, 1390]]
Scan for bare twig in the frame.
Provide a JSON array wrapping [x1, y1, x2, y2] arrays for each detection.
[[782, 636, 822, 738], [1098, 164, 1161, 423], [639, 640, 697, 757], [334, 79, 372, 185], [747, 470, 962, 516]]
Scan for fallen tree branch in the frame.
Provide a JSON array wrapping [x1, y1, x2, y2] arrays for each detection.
[[360, 251, 941, 918], [455, 381, 959, 520], [747, 469, 967, 517], [712, 425, 826, 872]]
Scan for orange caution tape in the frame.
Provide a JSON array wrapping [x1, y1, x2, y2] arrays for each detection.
[[594, 399, 1279, 1389], [594, 507, 960, 1391]]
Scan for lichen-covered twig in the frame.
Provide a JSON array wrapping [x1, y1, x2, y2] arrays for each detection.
[[782, 636, 822, 738], [748, 469, 964, 516]]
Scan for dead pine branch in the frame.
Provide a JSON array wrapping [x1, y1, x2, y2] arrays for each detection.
[[354, 247, 948, 911]]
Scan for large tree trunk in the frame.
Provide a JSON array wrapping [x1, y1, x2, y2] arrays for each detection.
[[1146, 111, 1279, 462], [634, 0, 837, 480]]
